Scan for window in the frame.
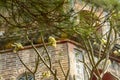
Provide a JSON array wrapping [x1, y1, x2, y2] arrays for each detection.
[[18, 73, 34, 80], [74, 49, 84, 80]]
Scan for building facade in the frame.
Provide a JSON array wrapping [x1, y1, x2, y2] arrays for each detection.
[[0, 0, 120, 80], [0, 40, 120, 80]]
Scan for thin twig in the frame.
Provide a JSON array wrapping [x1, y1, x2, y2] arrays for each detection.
[[41, 34, 52, 69], [58, 60, 66, 77], [33, 53, 40, 74], [26, 36, 59, 80], [16, 52, 33, 74]]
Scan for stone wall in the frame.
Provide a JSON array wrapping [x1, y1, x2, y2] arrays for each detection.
[[110, 61, 120, 79], [0, 40, 120, 80], [84, 53, 120, 79], [0, 42, 69, 80]]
